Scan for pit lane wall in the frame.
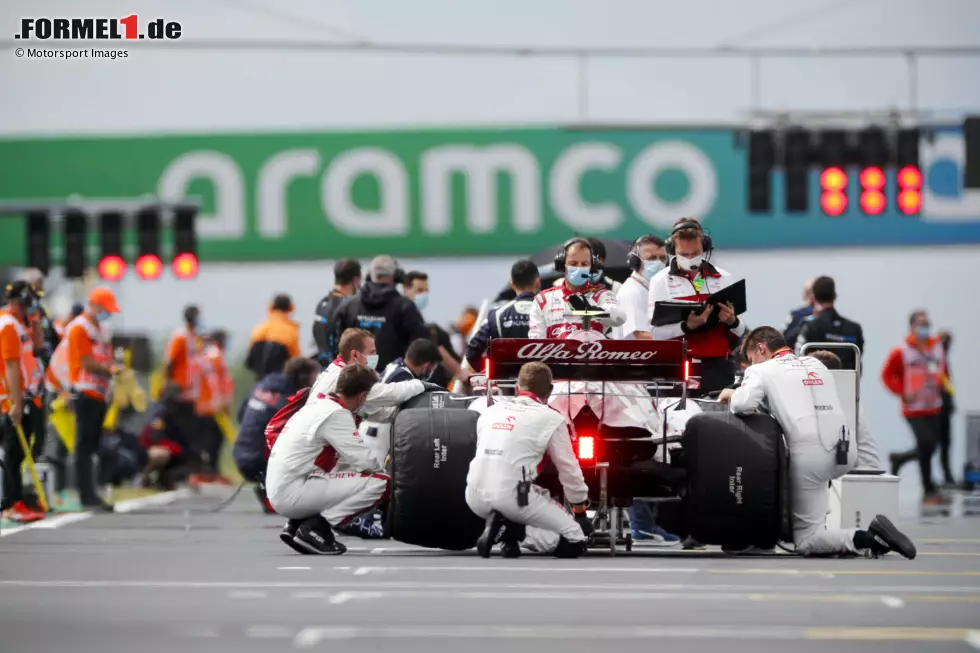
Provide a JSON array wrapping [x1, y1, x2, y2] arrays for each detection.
[[1, 125, 979, 264]]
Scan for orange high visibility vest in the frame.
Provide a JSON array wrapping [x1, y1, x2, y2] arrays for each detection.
[[0, 309, 43, 404], [900, 339, 945, 415], [62, 315, 113, 401]]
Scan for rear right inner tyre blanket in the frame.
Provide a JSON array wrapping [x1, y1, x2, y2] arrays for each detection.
[[683, 411, 791, 550], [388, 408, 484, 550]]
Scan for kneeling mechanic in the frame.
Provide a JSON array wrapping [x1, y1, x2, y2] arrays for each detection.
[[730, 327, 916, 559], [265, 364, 403, 555], [466, 361, 592, 558]]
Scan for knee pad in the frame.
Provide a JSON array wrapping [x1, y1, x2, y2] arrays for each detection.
[[554, 536, 587, 559]]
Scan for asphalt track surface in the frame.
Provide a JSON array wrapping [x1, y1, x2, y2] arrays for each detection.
[[2, 488, 980, 653]]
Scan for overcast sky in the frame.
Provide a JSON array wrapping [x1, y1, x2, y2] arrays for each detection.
[[1, 0, 978, 134]]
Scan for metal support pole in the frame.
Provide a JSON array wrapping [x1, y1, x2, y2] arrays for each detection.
[[905, 51, 918, 114], [749, 55, 761, 117], [577, 53, 589, 123]]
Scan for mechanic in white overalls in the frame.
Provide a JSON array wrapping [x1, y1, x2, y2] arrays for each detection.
[[730, 326, 916, 559]]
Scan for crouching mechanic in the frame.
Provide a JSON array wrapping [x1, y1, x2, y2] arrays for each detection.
[[266, 365, 393, 555], [730, 327, 916, 559], [466, 362, 592, 558]]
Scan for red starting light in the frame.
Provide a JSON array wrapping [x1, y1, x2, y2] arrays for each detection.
[[97, 255, 126, 282], [820, 190, 848, 217], [577, 435, 595, 461], [820, 167, 847, 192], [897, 166, 923, 189], [859, 166, 886, 191], [859, 190, 886, 216], [172, 253, 199, 280], [898, 189, 922, 215], [135, 254, 163, 280]]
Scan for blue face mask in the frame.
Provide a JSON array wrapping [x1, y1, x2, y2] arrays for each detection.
[[566, 267, 591, 287], [413, 292, 429, 311], [915, 325, 931, 340], [642, 260, 665, 279], [95, 311, 111, 324]]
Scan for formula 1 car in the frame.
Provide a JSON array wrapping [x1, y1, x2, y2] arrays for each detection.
[[385, 334, 793, 555]]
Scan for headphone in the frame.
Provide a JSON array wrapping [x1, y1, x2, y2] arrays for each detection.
[[553, 237, 600, 274], [664, 221, 713, 257], [626, 234, 662, 271]]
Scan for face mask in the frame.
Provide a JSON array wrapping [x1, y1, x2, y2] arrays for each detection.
[[366, 354, 379, 370], [95, 311, 111, 324], [642, 260, 665, 279], [566, 266, 591, 287], [675, 255, 704, 271], [915, 325, 931, 340], [413, 292, 429, 311]]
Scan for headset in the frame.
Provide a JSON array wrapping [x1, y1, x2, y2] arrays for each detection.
[[664, 220, 714, 257], [365, 259, 407, 285], [553, 237, 600, 274], [626, 234, 666, 271], [3, 281, 39, 312]]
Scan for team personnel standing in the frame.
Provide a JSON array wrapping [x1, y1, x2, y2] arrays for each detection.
[[465, 259, 540, 370], [64, 287, 121, 512], [1, 281, 46, 522], [466, 362, 592, 558], [731, 327, 916, 559], [794, 276, 864, 371], [333, 255, 429, 371], [617, 235, 667, 340], [530, 238, 624, 339], [266, 365, 398, 555], [247, 294, 301, 380], [882, 310, 949, 506], [783, 278, 815, 347], [648, 218, 745, 393], [401, 270, 465, 388], [164, 305, 205, 469], [313, 259, 362, 366], [194, 331, 233, 484]]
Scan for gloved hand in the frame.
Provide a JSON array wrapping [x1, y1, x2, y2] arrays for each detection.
[[567, 294, 592, 313], [574, 512, 594, 538]]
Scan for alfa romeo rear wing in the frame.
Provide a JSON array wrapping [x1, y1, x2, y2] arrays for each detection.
[[485, 338, 689, 386]]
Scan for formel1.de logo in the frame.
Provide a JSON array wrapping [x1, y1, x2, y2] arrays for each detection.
[[15, 16, 182, 41]]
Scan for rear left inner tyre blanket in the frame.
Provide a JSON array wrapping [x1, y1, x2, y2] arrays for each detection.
[[388, 408, 484, 550]]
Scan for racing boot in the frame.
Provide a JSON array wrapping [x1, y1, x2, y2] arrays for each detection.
[[476, 511, 507, 558], [855, 515, 917, 560], [280, 518, 313, 554], [292, 516, 347, 555], [553, 536, 588, 559]]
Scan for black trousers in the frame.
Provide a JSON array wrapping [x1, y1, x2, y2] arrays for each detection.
[[938, 407, 955, 484], [892, 413, 943, 495], [73, 394, 107, 506], [168, 401, 204, 471], [1, 401, 47, 509], [199, 415, 223, 474]]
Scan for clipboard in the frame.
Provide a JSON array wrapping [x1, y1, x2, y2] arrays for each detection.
[[651, 301, 705, 327], [704, 279, 747, 316], [650, 279, 747, 328]]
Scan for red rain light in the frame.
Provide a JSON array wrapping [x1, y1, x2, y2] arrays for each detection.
[[172, 253, 199, 280], [820, 167, 847, 192], [898, 189, 922, 214], [897, 166, 923, 189], [683, 359, 690, 381], [135, 254, 163, 280], [97, 255, 126, 282], [859, 167, 885, 191], [820, 190, 848, 216], [577, 436, 595, 461], [859, 190, 886, 215]]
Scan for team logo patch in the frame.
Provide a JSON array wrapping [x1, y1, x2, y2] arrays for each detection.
[[802, 371, 824, 386]]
